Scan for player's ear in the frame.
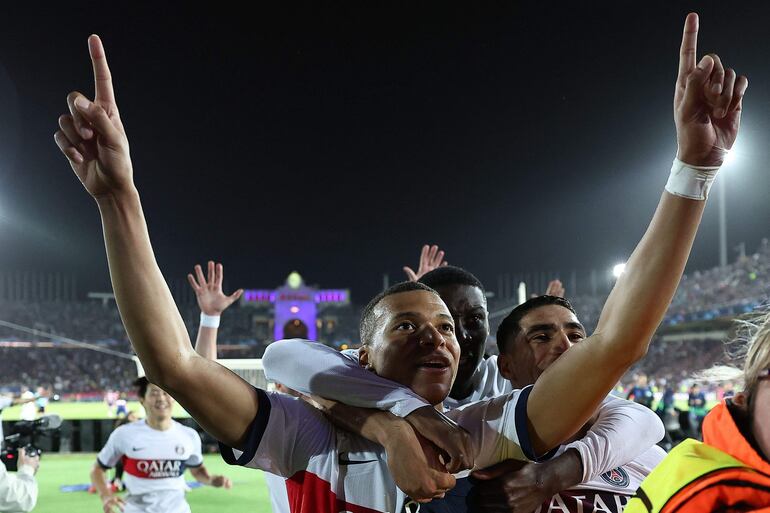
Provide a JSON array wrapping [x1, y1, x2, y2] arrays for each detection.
[[732, 391, 749, 410], [359, 345, 372, 370], [497, 352, 515, 382]]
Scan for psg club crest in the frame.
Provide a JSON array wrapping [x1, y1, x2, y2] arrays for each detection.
[[599, 467, 630, 488], [175, 445, 185, 456]]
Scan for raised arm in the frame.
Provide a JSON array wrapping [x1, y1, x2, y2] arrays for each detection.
[[403, 244, 448, 281], [525, 13, 748, 455], [53, 35, 258, 449], [263, 339, 429, 416], [188, 261, 244, 360]]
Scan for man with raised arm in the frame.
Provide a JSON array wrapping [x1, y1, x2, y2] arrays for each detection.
[[54, 11, 746, 510], [187, 261, 243, 361], [261, 11, 748, 508], [187, 261, 292, 513]]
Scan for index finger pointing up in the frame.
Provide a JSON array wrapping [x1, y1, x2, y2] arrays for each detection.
[[678, 13, 699, 81], [88, 35, 116, 106]]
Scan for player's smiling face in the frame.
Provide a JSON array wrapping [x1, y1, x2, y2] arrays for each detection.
[[432, 284, 488, 398], [501, 304, 586, 388], [139, 383, 176, 421], [360, 290, 460, 406]]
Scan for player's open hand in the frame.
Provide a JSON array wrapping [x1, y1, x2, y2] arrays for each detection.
[[187, 261, 244, 316], [54, 35, 134, 200], [674, 13, 748, 167], [403, 245, 448, 282], [405, 405, 474, 474], [101, 494, 126, 513], [210, 475, 233, 489], [544, 279, 565, 298]]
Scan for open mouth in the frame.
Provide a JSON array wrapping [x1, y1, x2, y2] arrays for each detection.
[[416, 353, 452, 372], [418, 361, 450, 369]]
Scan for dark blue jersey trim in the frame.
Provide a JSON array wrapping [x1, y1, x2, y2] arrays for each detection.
[[96, 457, 113, 470], [218, 387, 271, 466], [515, 384, 558, 462]]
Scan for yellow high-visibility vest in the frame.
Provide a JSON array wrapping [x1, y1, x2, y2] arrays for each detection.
[[626, 438, 770, 513]]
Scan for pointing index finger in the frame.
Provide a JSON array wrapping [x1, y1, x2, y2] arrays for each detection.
[[88, 35, 117, 107], [678, 13, 699, 82]]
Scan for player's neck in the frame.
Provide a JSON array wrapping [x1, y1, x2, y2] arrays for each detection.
[[146, 416, 173, 431]]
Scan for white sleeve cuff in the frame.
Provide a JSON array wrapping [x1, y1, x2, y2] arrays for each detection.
[[389, 397, 432, 418], [564, 440, 592, 482]]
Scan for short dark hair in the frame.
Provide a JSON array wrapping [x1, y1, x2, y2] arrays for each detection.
[[133, 376, 150, 398], [496, 295, 578, 354], [419, 266, 485, 294], [360, 281, 440, 346]]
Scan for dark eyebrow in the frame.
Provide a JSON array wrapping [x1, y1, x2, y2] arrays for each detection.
[[566, 322, 586, 333], [525, 323, 557, 336]]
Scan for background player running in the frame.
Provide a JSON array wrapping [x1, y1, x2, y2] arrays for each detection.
[[90, 377, 231, 513]]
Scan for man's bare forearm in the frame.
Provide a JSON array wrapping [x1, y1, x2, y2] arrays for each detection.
[[595, 192, 704, 354], [90, 465, 113, 500], [194, 326, 218, 361], [527, 192, 705, 455], [95, 191, 258, 448], [97, 190, 192, 382]]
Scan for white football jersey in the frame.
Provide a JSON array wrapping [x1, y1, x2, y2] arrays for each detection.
[[220, 386, 538, 513], [97, 419, 203, 513], [534, 445, 666, 513]]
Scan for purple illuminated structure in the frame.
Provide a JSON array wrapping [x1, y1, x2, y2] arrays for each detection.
[[242, 272, 349, 341]]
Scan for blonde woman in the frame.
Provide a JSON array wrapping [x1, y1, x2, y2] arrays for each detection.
[[627, 311, 770, 512]]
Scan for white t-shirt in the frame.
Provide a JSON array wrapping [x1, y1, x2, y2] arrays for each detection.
[[97, 419, 203, 513], [220, 386, 540, 513]]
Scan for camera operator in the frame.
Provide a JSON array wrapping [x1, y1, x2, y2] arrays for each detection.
[[0, 447, 39, 512]]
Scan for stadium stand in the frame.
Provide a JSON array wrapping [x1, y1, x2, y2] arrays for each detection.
[[0, 240, 767, 395]]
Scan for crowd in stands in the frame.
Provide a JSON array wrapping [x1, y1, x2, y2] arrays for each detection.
[[0, 240, 766, 395], [0, 346, 136, 395], [555, 239, 770, 334]]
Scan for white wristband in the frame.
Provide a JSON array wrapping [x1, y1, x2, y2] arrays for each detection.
[[200, 313, 221, 328], [664, 158, 720, 200]]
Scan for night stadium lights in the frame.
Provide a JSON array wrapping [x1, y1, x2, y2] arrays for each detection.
[[612, 263, 627, 278]]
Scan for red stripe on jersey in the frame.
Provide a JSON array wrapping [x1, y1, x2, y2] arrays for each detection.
[[285, 471, 382, 513], [122, 456, 185, 479]]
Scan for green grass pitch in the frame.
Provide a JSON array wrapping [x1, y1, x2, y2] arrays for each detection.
[[2, 401, 189, 421], [34, 453, 272, 513]]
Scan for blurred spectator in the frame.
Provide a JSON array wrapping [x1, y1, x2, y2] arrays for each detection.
[[687, 384, 708, 438], [627, 373, 655, 409]]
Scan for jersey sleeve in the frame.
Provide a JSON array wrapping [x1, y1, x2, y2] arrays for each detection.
[[262, 338, 429, 418], [0, 459, 38, 512], [96, 428, 124, 469], [185, 428, 204, 468], [0, 396, 12, 411], [447, 385, 558, 469], [218, 388, 336, 478], [564, 395, 665, 482]]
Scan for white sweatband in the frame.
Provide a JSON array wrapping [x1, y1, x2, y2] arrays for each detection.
[[664, 158, 720, 200], [200, 313, 221, 328]]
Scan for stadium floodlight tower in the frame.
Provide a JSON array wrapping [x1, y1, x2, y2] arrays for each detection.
[[242, 271, 349, 342], [718, 149, 736, 267]]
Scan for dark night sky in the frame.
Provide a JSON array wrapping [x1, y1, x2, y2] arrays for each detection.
[[0, 2, 768, 303]]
